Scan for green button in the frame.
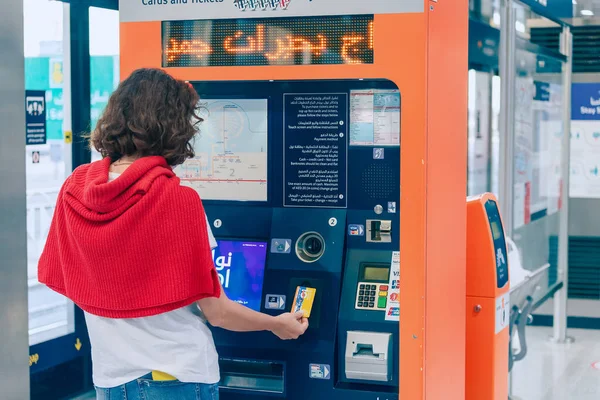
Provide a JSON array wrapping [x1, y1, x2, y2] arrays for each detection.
[[378, 297, 387, 309]]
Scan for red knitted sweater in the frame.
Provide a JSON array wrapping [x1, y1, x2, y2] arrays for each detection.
[[38, 156, 221, 318]]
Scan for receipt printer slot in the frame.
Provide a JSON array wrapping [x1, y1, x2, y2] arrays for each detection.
[[345, 331, 392, 382]]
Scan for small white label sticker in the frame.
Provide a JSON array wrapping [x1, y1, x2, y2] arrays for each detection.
[[214, 219, 222, 228], [495, 293, 510, 334], [265, 294, 286, 310], [271, 239, 292, 254], [309, 364, 331, 380], [387, 201, 397, 213], [329, 217, 337, 227]]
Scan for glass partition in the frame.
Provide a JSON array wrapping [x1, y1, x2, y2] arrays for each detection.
[[89, 7, 120, 162], [468, 69, 494, 196], [511, 42, 565, 284], [505, 2, 568, 315], [24, 0, 75, 346]]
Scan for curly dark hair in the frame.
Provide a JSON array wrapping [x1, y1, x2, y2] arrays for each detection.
[[90, 68, 201, 166]]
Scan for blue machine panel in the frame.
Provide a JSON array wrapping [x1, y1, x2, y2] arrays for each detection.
[[191, 79, 400, 400]]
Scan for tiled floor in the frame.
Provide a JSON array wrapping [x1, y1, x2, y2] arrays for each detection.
[[511, 327, 600, 400], [70, 327, 600, 400]]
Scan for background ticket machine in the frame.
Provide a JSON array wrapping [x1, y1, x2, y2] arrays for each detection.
[[466, 194, 510, 400], [119, 1, 468, 399]]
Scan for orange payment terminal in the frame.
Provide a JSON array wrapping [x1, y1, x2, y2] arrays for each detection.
[[466, 193, 510, 400]]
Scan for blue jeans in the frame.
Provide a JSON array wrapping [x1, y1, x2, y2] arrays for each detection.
[[95, 373, 219, 400]]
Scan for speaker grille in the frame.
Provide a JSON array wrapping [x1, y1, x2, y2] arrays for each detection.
[[360, 163, 398, 199]]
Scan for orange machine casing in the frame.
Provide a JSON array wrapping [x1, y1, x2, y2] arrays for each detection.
[[120, 1, 468, 398]]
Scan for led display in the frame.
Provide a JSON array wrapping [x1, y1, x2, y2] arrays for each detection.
[[162, 15, 374, 67]]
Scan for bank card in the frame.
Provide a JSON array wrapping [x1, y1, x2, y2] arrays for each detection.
[[291, 286, 316, 318]]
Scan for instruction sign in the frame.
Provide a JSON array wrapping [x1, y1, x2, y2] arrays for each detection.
[[283, 93, 348, 208], [385, 251, 400, 322], [25, 90, 47, 145], [350, 89, 400, 146], [513, 77, 534, 229]]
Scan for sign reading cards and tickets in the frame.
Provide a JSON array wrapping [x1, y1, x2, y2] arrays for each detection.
[[119, 0, 424, 23], [385, 251, 400, 321]]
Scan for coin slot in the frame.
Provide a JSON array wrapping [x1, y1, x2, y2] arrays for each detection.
[[295, 232, 326, 263]]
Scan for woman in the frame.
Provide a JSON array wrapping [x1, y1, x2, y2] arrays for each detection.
[[38, 68, 308, 400]]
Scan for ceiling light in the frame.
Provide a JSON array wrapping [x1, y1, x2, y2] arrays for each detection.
[[572, 0, 577, 4], [581, 9, 594, 16], [492, 12, 501, 26]]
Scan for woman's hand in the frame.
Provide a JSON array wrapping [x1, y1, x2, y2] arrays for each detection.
[[271, 311, 309, 340], [198, 285, 309, 340]]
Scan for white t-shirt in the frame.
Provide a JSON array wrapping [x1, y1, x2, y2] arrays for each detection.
[[84, 172, 220, 388]]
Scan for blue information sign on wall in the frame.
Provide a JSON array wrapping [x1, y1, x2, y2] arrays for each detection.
[[572, 83, 600, 121], [25, 90, 47, 145], [283, 93, 348, 208]]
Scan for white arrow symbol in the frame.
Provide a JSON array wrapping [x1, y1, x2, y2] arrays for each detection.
[[284, 240, 290, 253], [324, 365, 330, 379], [279, 297, 285, 309]]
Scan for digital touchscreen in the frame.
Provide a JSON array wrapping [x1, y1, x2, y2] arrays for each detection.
[[175, 98, 268, 202], [213, 240, 268, 311]]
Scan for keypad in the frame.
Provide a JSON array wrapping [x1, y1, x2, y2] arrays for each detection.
[[355, 282, 390, 310]]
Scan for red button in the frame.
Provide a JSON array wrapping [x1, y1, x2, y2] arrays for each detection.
[[380, 285, 388, 291]]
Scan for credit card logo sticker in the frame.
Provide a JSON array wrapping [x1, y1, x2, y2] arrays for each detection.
[[348, 224, 365, 236]]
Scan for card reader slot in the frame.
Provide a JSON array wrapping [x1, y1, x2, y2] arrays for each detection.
[[219, 359, 284, 394]]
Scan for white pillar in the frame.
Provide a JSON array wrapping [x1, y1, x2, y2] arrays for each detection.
[[552, 26, 573, 344], [0, 0, 31, 398]]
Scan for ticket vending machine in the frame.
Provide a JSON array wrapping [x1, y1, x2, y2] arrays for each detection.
[[465, 193, 510, 400], [119, 1, 468, 399]]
